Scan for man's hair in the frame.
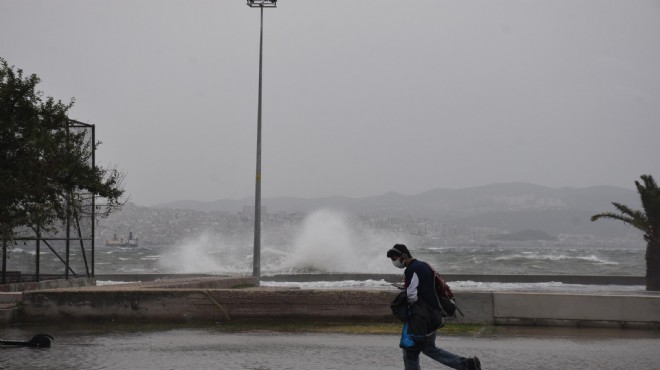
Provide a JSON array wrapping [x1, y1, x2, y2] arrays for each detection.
[[387, 243, 412, 259]]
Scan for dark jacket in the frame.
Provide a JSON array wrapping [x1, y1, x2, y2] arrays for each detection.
[[391, 290, 409, 322], [408, 294, 443, 337], [391, 291, 443, 338], [404, 259, 441, 310]]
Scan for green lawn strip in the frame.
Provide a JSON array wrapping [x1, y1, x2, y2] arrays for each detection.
[[212, 319, 489, 336], [7, 320, 491, 337]]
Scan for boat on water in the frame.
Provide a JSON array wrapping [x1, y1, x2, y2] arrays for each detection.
[[105, 232, 139, 247]]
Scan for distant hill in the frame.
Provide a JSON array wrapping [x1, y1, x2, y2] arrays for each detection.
[[154, 183, 637, 217], [152, 183, 640, 238]]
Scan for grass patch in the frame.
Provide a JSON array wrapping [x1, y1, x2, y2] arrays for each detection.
[[212, 319, 490, 336], [229, 283, 256, 289], [8, 319, 492, 338]]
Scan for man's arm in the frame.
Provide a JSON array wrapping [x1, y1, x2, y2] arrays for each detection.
[[406, 272, 419, 304]]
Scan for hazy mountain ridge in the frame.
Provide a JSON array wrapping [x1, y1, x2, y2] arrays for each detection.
[[153, 183, 637, 219], [101, 183, 641, 246]]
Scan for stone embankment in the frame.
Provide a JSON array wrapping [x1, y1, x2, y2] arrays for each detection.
[[4, 275, 659, 329]]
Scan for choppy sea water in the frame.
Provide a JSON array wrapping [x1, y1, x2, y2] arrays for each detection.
[[89, 242, 647, 292], [92, 244, 645, 276]]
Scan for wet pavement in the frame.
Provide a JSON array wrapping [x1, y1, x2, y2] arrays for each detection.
[[1, 324, 659, 370]]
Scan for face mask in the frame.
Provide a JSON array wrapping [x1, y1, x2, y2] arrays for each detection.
[[392, 258, 405, 269]]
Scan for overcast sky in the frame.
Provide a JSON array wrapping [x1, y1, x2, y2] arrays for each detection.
[[2, 0, 659, 206]]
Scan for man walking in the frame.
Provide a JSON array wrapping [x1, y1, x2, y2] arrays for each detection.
[[387, 244, 482, 370]]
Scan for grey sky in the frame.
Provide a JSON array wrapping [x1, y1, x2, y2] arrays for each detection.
[[2, 0, 659, 206]]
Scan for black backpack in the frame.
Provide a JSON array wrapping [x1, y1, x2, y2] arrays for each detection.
[[426, 262, 464, 318]]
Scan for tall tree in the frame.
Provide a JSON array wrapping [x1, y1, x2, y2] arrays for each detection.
[[0, 58, 124, 245], [592, 174, 660, 291]]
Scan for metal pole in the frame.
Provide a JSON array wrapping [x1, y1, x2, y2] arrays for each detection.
[[36, 224, 40, 281], [1, 240, 6, 284], [91, 124, 96, 278], [65, 127, 70, 280], [252, 5, 264, 285]]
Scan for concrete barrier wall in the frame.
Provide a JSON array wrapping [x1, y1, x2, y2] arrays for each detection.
[[493, 292, 660, 328], [0, 277, 96, 292], [20, 289, 399, 323], [451, 292, 494, 324], [17, 285, 660, 329]]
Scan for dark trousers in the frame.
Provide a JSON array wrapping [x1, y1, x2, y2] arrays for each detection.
[[402, 332, 468, 370]]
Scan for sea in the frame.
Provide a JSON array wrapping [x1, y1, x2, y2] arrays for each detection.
[[92, 240, 647, 293]]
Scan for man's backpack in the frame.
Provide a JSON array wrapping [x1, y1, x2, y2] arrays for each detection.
[[426, 263, 464, 318]]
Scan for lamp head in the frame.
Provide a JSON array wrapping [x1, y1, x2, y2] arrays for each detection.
[[247, 0, 277, 7]]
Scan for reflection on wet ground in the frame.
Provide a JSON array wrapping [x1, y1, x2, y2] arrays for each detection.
[[1, 323, 659, 370]]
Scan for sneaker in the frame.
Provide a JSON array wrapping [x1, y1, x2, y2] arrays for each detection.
[[467, 356, 482, 370]]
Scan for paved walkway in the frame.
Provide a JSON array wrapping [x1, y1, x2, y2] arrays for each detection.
[[1, 325, 660, 369]]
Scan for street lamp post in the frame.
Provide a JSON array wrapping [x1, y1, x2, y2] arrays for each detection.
[[246, 0, 277, 286]]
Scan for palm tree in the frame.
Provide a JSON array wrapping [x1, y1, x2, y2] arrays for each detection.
[[592, 174, 660, 291]]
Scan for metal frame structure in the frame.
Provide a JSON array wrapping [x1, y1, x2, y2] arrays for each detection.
[[1, 120, 96, 285]]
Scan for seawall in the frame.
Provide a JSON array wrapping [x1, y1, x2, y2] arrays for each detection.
[[12, 275, 660, 329]]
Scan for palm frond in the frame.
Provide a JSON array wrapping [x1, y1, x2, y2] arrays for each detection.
[[591, 212, 633, 224], [611, 202, 637, 218], [639, 174, 658, 191], [612, 202, 649, 227], [592, 203, 650, 233], [636, 174, 660, 222]]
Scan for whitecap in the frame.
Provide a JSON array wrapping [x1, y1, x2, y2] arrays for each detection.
[[96, 280, 135, 286], [261, 279, 645, 293], [262, 279, 394, 290]]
